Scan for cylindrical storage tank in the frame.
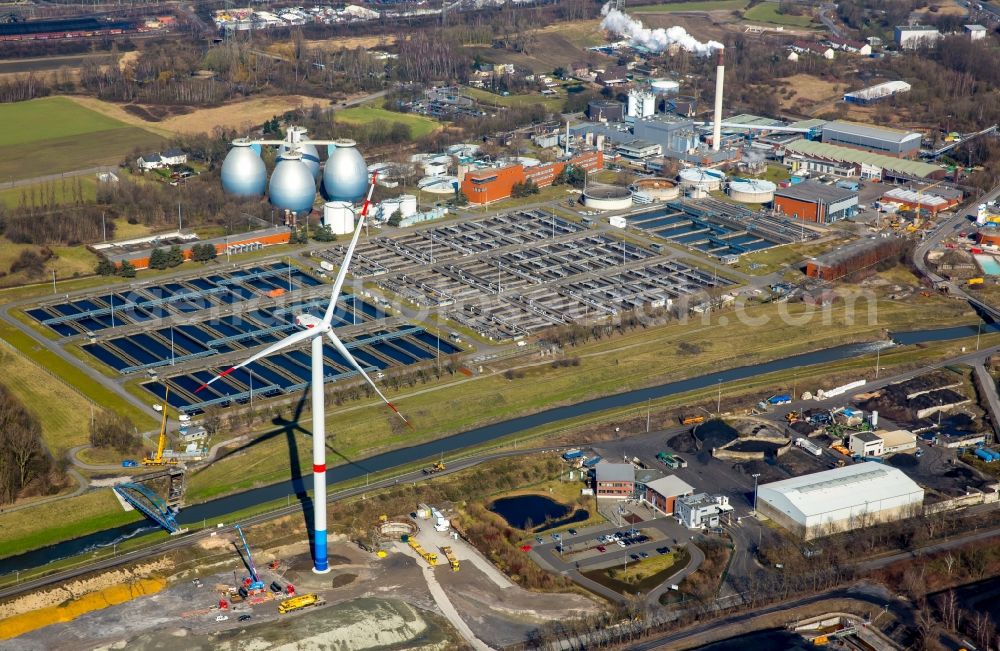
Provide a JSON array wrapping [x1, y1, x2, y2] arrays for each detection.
[[221, 139, 267, 197], [322, 201, 355, 235], [977, 230, 1000, 247], [322, 139, 367, 202], [631, 178, 679, 203], [582, 186, 633, 211], [728, 179, 776, 203], [650, 79, 680, 95], [269, 153, 316, 214], [678, 167, 725, 192], [398, 194, 418, 216]]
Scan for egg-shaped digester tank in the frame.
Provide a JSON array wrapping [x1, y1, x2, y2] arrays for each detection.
[[221, 139, 267, 197], [322, 139, 368, 201], [269, 152, 317, 214]]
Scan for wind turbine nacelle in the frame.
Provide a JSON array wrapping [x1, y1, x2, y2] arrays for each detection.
[[295, 314, 323, 329]]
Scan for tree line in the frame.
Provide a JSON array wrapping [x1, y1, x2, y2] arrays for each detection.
[[0, 381, 55, 505]]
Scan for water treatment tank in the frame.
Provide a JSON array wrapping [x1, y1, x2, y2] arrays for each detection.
[[322, 201, 355, 235], [323, 139, 368, 201], [728, 178, 776, 203], [650, 79, 680, 95], [269, 152, 316, 214], [678, 167, 725, 192], [221, 139, 266, 197]]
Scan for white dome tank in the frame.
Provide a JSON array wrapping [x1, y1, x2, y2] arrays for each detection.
[[269, 152, 317, 214], [678, 167, 725, 192], [728, 179, 776, 203], [323, 139, 368, 202], [650, 79, 680, 94], [221, 139, 267, 197]]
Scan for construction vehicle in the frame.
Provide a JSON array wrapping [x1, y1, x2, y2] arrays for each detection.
[[968, 277, 985, 286], [831, 444, 851, 456], [234, 524, 265, 594], [408, 538, 438, 566], [423, 461, 445, 475], [681, 415, 705, 425], [441, 546, 460, 571], [785, 411, 800, 423], [278, 593, 325, 614], [655, 452, 671, 464], [143, 387, 178, 466]]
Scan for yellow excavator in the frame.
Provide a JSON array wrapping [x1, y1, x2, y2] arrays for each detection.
[[144, 387, 177, 466]]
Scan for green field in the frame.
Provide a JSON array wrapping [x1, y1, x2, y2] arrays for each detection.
[[464, 87, 565, 112], [743, 1, 818, 26], [0, 97, 125, 148], [0, 97, 164, 182], [0, 176, 98, 208], [335, 106, 441, 138], [634, 0, 749, 12]]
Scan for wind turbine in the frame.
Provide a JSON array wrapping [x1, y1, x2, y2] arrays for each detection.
[[196, 173, 406, 573]]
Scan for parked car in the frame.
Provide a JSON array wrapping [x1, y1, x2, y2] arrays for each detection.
[[597, 545, 607, 553], [630, 554, 640, 561], [551, 533, 562, 541], [640, 552, 649, 559], [238, 614, 251, 622], [656, 546, 670, 555], [215, 615, 229, 622], [617, 540, 626, 548], [567, 528, 578, 536], [535, 536, 544, 544]]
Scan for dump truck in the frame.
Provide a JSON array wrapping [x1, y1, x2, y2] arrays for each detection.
[[408, 538, 438, 566], [681, 415, 705, 425], [441, 546, 460, 571], [278, 593, 324, 614], [423, 461, 446, 475]]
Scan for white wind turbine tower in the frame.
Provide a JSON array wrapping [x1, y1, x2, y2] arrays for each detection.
[[196, 173, 407, 573]]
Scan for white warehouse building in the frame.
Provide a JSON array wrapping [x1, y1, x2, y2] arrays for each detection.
[[757, 463, 924, 540]]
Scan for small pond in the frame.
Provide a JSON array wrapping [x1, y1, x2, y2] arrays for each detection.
[[489, 494, 589, 532]]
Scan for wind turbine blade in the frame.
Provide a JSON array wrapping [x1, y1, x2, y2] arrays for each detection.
[[195, 328, 316, 393], [322, 172, 378, 328], [324, 329, 410, 426]]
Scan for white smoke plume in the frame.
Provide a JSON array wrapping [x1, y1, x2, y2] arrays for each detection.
[[600, 2, 723, 56]]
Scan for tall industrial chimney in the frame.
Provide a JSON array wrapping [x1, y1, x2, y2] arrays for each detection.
[[565, 120, 571, 157], [712, 48, 725, 152]]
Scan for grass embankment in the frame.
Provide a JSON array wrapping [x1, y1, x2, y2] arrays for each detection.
[[185, 293, 974, 500], [0, 346, 94, 461], [734, 238, 847, 275], [584, 548, 691, 595], [335, 106, 442, 138], [0, 490, 142, 559]]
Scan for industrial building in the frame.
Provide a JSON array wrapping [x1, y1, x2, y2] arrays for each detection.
[[879, 187, 962, 216], [894, 25, 941, 49], [966, 24, 987, 40], [783, 139, 945, 181], [849, 432, 884, 457], [644, 475, 694, 516], [627, 89, 657, 119], [772, 180, 859, 224], [587, 100, 625, 122], [821, 121, 922, 158], [92, 227, 291, 270], [459, 150, 603, 204], [805, 236, 907, 280], [756, 463, 925, 539], [676, 493, 731, 529], [843, 81, 911, 105], [876, 429, 917, 454], [594, 463, 635, 499]]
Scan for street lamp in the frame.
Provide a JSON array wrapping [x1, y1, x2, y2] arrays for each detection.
[[716, 379, 722, 415], [751, 473, 761, 515]]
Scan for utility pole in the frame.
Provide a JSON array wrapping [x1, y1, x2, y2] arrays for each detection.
[[51, 270, 56, 294], [717, 380, 722, 414], [977, 320, 982, 351], [646, 398, 651, 432], [178, 202, 182, 232], [875, 347, 880, 379], [102, 211, 107, 242]]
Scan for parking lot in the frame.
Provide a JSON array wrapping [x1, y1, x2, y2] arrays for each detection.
[[317, 210, 731, 340]]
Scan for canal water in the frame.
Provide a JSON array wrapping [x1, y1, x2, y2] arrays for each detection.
[[0, 323, 995, 575]]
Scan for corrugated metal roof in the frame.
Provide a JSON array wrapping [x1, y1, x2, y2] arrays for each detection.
[[595, 462, 635, 482], [784, 139, 942, 178], [883, 187, 948, 207], [787, 118, 828, 130], [646, 475, 694, 497], [774, 179, 856, 203], [758, 462, 923, 520], [823, 120, 921, 144]]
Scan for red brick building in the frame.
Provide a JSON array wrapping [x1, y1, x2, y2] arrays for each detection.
[[460, 151, 604, 205], [644, 475, 695, 516], [594, 463, 635, 500]]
